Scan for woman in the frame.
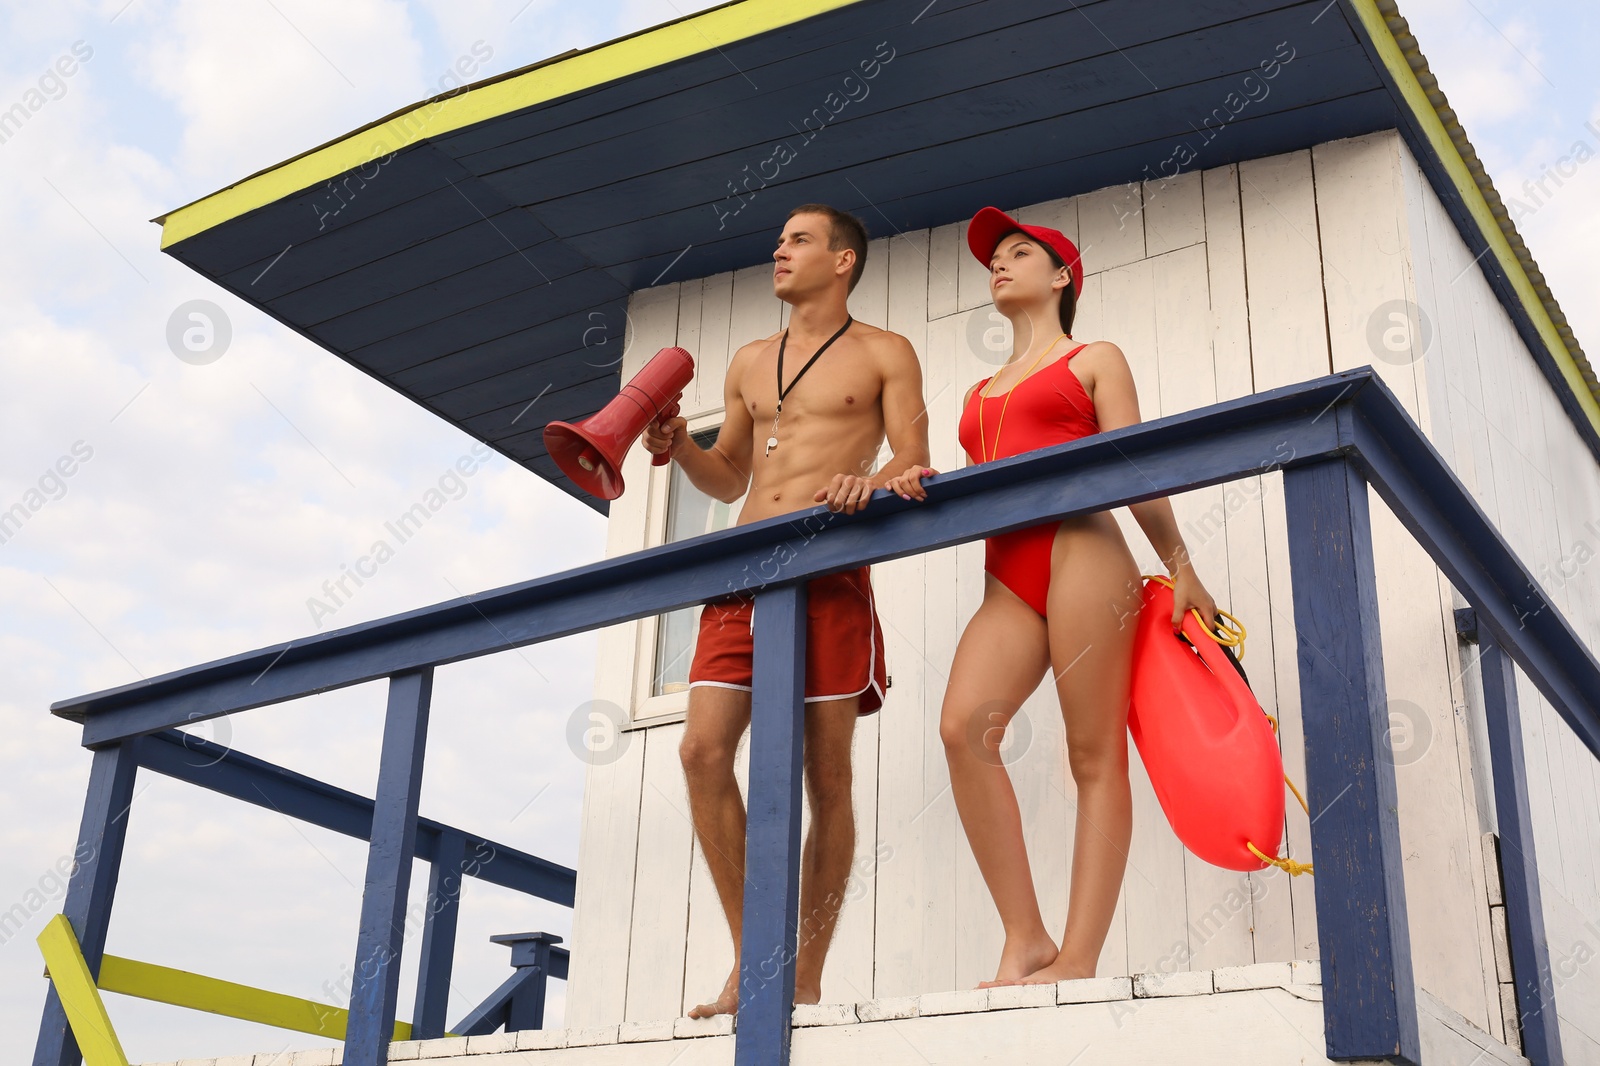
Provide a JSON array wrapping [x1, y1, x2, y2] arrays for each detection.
[[885, 207, 1221, 986]]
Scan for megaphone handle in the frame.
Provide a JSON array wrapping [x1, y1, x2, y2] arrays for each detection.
[[651, 395, 683, 467]]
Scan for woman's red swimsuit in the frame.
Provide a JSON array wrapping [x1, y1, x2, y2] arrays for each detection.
[[956, 342, 1099, 616]]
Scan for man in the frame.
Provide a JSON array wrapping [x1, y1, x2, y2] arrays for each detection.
[[642, 203, 928, 1016]]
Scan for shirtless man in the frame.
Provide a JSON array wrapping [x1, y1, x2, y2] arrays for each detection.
[[642, 204, 928, 1016]]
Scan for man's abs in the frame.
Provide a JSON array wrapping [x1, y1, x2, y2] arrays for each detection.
[[737, 404, 885, 523]]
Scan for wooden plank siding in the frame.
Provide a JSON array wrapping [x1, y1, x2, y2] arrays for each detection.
[[1314, 131, 1496, 1036], [562, 130, 1600, 1054], [1397, 129, 1600, 1059]]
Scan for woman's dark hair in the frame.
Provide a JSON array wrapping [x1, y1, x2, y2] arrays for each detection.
[[1001, 229, 1077, 335]]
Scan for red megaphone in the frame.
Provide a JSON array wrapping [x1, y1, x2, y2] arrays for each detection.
[[543, 346, 695, 500]]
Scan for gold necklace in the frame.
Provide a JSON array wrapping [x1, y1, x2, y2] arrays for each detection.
[[977, 333, 1069, 462]]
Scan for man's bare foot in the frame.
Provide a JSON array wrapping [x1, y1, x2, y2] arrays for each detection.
[[688, 967, 740, 1018], [976, 934, 1059, 988], [794, 980, 822, 1005]]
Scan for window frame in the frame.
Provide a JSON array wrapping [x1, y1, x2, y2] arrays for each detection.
[[625, 408, 738, 728]]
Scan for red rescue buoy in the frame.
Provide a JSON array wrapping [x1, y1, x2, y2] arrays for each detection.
[[1128, 576, 1287, 872]]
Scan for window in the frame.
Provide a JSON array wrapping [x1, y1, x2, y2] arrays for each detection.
[[651, 427, 738, 696]]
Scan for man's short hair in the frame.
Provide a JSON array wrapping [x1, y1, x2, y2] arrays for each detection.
[[786, 203, 869, 292]]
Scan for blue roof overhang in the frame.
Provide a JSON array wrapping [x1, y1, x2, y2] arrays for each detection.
[[154, 0, 1599, 512]]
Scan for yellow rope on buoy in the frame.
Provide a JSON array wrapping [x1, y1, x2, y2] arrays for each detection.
[[1141, 573, 1247, 660], [1283, 773, 1310, 818], [1247, 841, 1315, 877], [1257, 705, 1314, 876], [1141, 573, 1313, 876], [1257, 715, 1311, 818]]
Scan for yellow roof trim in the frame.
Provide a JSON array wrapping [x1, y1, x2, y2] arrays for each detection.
[[1353, 0, 1600, 428], [156, 0, 865, 250]]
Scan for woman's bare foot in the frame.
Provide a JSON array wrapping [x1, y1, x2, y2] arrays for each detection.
[[687, 967, 740, 1018], [976, 933, 1060, 988], [1008, 955, 1096, 986]]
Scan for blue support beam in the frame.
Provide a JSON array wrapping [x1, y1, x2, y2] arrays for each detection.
[[33, 738, 141, 1066], [411, 828, 466, 1039], [736, 584, 807, 1066], [346, 670, 433, 1066], [1283, 457, 1419, 1065], [136, 728, 575, 903], [1460, 610, 1563, 1066], [452, 966, 544, 1036], [1347, 387, 1600, 759]]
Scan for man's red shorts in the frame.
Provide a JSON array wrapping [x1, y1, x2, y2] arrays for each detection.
[[688, 566, 887, 715]]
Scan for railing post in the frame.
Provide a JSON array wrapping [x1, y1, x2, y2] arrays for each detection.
[[33, 738, 141, 1066], [491, 931, 563, 1030], [345, 669, 434, 1065], [1467, 613, 1563, 1066], [449, 932, 564, 1035], [1282, 457, 1420, 1065], [411, 828, 466, 1039], [736, 583, 807, 1066]]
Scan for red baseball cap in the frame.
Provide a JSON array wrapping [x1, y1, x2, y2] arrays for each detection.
[[966, 206, 1083, 297]]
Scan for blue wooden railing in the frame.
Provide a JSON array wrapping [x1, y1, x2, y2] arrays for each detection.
[[37, 367, 1598, 1066], [138, 727, 574, 1038]]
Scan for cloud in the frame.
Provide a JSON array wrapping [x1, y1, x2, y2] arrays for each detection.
[[1385, 0, 1597, 351], [1503, 100, 1600, 355], [135, 0, 426, 189], [1430, 20, 1547, 127], [1, 2, 611, 1058]]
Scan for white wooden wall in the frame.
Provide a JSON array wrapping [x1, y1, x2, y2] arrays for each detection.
[[1397, 132, 1600, 1064], [561, 129, 1600, 1059]]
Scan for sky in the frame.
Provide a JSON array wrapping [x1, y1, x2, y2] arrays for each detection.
[[0, 0, 1596, 1061]]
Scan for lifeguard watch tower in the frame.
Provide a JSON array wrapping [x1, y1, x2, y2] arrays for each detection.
[[35, 2, 1600, 1064]]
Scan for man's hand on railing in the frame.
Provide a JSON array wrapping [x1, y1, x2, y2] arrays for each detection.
[[884, 466, 937, 502], [813, 472, 879, 514]]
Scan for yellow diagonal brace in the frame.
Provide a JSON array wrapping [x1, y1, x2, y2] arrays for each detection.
[[37, 914, 130, 1066], [96, 954, 415, 1041]]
